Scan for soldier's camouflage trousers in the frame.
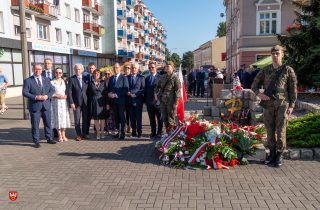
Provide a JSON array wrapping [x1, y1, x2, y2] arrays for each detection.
[[263, 104, 289, 152], [160, 102, 176, 129]]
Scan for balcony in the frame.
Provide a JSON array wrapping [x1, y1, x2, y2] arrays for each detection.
[[156, 37, 158, 41], [145, 55, 150, 60], [11, 0, 59, 21], [83, 20, 105, 36], [163, 42, 167, 47], [145, 42, 150, 47], [127, 17, 135, 25], [156, 58, 159, 62], [144, 29, 149, 34], [149, 33, 155, 39], [134, 23, 143, 31], [134, 5, 143, 17], [126, 0, 134, 9], [117, 29, 126, 39], [82, 0, 104, 16], [136, 53, 144, 59], [127, 34, 134, 42], [93, 25, 105, 37], [155, 27, 158, 30], [118, 48, 127, 57], [135, 38, 142, 45], [149, 21, 155, 27], [150, 56, 156, 61], [144, 16, 149, 22], [150, 45, 155, 50], [117, 9, 126, 20]]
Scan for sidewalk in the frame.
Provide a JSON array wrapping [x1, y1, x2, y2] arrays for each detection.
[[0, 97, 320, 210]]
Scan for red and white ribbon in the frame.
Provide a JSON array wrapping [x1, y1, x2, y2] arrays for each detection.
[[245, 108, 250, 119], [170, 152, 179, 165], [160, 126, 184, 153], [188, 142, 213, 164], [241, 110, 245, 119]]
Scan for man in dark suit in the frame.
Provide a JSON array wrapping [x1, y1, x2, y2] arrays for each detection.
[[145, 62, 163, 138], [237, 64, 246, 84], [67, 63, 90, 141], [242, 68, 253, 89], [85, 62, 96, 134], [127, 63, 145, 138], [108, 62, 129, 140], [251, 65, 260, 81], [41, 58, 58, 138], [196, 67, 205, 97], [22, 63, 56, 148], [191, 68, 197, 96], [207, 67, 217, 97]]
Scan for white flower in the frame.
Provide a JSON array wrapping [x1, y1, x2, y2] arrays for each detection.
[[200, 120, 213, 128], [205, 125, 221, 142], [181, 158, 185, 162], [179, 151, 183, 156], [196, 158, 200, 162], [155, 141, 160, 148], [162, 155, 169, 161], [184, 151, 189, 155]]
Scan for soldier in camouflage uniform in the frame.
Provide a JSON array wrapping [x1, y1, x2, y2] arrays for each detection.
[[252, 45, 297, 167], [154, 61, 181, 130]]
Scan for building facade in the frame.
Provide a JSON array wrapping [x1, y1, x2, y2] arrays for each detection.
[[193, 36, 226, 70], [223, 0, 310, 72]]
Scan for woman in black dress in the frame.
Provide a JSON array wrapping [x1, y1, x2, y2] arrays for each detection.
[[89, 69, 108, 139], [103, 69, 116, 135]]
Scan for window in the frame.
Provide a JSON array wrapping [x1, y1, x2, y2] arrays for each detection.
[[84, 36, 90, 48], [38, 24, 48, 40], [260, 12, 277, 35], [94, 39, 99, 50], [66, 31, 72, 45], [257, 54, 270, 62], [75, 9, 80, 22], [76, 34, 81, 47], [58, 4, 60, 15], [0, 12, 4, 33], [65, 4, 71, 19], [83, 13, 90, 23], [13, 16, 31, 37], [56, 28, 61, 43]]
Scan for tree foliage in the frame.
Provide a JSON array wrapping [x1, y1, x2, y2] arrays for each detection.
[[275, 0, 320, 88], [182, 51, 194, 69], [165, 48, 170, 62], [216, 21, 226, 37], [171, 53, 181, 67]]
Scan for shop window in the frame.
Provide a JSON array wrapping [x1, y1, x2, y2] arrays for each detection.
[[66, 31, 72, 45], [12, 49, 22, 62], [56, 28, 61, 43], [65, 3, 71, 19], [38, 24, 48, 40], [0, 12, 4, 33], [0, 49, 24, 86], [84, 36, 90, 48], [13, 64, 23, 85], [75, 9, 80, 22], [76, 34, 81, 47]]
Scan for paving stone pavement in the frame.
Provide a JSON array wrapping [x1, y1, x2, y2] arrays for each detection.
[[0, 97, 320, 210]]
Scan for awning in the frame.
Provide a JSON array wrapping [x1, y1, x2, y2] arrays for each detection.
[[250, 56, 272, 68]]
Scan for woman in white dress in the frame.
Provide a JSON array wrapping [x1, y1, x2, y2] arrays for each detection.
[[51, 68, 71, 142]]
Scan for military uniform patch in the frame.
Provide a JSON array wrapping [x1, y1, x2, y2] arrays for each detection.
[[291, 69, 294, 73]]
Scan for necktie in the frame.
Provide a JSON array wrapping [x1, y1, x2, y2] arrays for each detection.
[[47, 71, 51, 80], [90, 74, 93, 82], [150, 75, 154, 84], [131, 76, 135, 86], [113, 75, 117, 85], [37, 77, 42, 90], [78, 77, 82, 89]]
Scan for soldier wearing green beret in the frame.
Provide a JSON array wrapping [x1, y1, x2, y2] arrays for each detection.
[[252, 45, 297, 167], [154, 61, 181, 130]]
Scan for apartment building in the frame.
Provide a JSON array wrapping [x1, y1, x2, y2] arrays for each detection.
[[223, 0, 310, 72], [0, 0, 106, 97], [193, 36, 227, 70], [102, 0, 167, 68]]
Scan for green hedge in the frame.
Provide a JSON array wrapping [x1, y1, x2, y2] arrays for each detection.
[[286, 113, 320, 148]]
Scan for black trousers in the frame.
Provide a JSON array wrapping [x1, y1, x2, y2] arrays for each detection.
[[147, 104, 163, 135], [197, 83, 204, 97], [113, 104, 126, 135]]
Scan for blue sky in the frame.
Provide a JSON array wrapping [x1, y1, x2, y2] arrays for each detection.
[[143, 0, 226, 58]]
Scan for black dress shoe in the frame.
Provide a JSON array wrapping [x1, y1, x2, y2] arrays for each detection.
[[157, 133, 162, 138], [275, 152, 284, 167], [131, 133, 137, 137], [35, 143, 40, 148], [149, 133, 157, 138], [47, 140, 56, 144], [114, 133, 120, 138], [263, 149, 276, 165], [120, 134, 125, 140], [138, 134, 142, 138]]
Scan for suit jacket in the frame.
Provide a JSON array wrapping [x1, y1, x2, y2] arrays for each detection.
[[22, 76, 55, 112], [196, 72, 205, 85], [251, 69, 260, 81], [67, 75, 90, 108], [144, 74, 161, 105], [187, 73, 194, 86], [237, 69, 244, 83], [41, 70, 55, 81], [127, 74, 145, 106], [242, 72, 253, 89], [108, 74, 129, 105]]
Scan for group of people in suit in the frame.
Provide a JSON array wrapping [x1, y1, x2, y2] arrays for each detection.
[[187, 67, 206, 97], [235, 64, 260, 89], [22, 60, 165, 148]]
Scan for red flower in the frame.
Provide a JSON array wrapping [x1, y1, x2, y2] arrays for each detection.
[[203, 124, 207, 128], [219, 159, 222, 164], [187, 122, 204, 137], [167, 127, 171, 131], [185, 135, 192, 141], [224, 161, 228, 166], [204, 130, 208, 133], [230, 159, 238, 167], [231, 138, 237, 143]]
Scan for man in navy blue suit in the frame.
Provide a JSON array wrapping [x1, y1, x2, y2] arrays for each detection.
[[126, 63, 145, 138], [108, 62, 129, 140], [237, 64, 246, 84], [196, 67, 205, 97], [41, 58, 58, 138], [191, 68, 197, 96], [144, 62, 163, 138], [251, 65, 260, 81], [67, 64, 90, 141], [242, 68, 253, 89], [22, 63, 56, 148]]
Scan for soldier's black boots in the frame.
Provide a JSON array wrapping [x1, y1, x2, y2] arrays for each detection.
[[263, 149, 276, 165], [275, 152, 284, 167]]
